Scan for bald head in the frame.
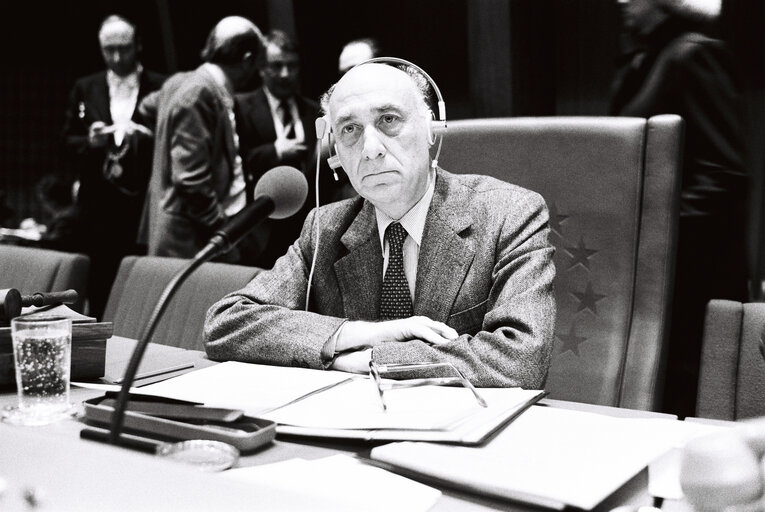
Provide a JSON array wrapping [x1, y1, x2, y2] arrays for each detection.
[[98, 15, 138, 77], [322, 62, 430, 118], [200, 16, 263, 66]]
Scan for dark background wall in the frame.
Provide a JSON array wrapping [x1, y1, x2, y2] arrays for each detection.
[[1, 0, 764, 291]]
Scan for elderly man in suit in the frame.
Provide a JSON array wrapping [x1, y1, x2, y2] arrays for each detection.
[[62, 15, 165, 318], [140, 16, 262, 260], [205, 62, 556, 388]]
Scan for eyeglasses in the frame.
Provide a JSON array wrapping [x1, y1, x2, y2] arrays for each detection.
[[368, 361, 488, 412]]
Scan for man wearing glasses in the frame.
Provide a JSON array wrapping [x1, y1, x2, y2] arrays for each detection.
[[206, 62, 556, 389]]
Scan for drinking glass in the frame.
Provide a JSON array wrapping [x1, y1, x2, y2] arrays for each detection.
[[5, 316, 74, 426]]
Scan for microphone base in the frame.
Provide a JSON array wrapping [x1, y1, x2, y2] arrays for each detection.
[[80, 425, 165, 454]]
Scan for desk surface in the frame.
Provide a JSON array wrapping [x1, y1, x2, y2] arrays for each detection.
[[0, 336, 670, 512]]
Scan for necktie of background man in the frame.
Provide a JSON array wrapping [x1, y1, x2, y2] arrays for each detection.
[[278, 100, 295, 139]]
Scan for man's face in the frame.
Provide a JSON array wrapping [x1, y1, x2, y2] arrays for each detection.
[[260, 43, 300, 100], [99, 21, 138, 77], [329, 64, 432, 217]]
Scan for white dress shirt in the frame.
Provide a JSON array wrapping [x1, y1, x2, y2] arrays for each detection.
[[106, 65, 141, 146]]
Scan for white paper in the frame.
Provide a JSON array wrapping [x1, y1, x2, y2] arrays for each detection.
[[224, 455, 441, 512], [137, 361, 353, 414], [372, 405, 688, 510]]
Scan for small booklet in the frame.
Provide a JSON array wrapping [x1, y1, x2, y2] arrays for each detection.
[[138, 361, 545, 445]]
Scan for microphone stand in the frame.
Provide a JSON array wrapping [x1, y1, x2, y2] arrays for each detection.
[[105, 242, 222, 445], [80, 166, 304, 450]]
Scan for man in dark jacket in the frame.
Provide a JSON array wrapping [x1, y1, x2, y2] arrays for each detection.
[[611, 0, 747, 417], [62, 15, 165, 318]]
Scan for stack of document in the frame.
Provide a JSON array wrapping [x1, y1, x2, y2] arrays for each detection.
[[369, 405, 726, 510], [139, 361, 544, 444]]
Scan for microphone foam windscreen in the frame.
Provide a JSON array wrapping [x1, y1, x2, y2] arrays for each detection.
[[253, 166, 309, 219]]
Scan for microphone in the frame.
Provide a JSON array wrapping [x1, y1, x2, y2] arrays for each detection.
[[80, 165, 307, 448], [204, 166, 308, 256]]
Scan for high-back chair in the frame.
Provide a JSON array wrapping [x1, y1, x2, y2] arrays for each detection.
[[102, 256, 261, 351], [0, 245, 89, 313], [696, 300, 765, 420], [439, 115, 683, 410]]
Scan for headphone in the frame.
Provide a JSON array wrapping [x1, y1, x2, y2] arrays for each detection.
[[306, 57, 446, 312], [314, 56, 447, 174]]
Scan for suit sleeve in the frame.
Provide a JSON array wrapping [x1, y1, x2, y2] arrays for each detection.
[[169, 94, 226, 230], [204, 209, 346, 367], [372, 192, 556, 389]]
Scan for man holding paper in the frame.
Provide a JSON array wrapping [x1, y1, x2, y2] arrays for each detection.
[[205, 61, 556, 388]]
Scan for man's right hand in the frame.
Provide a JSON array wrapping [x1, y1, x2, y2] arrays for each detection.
[[335, 316, 459, 353], [274, 138, 307, 160]]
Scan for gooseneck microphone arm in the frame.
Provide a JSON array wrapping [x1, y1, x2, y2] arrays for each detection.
[[79, 165, 307, 449], [107, 197, 277, 445]]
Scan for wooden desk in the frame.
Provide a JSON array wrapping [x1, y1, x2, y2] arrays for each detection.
[[0, 336, 664, 511]]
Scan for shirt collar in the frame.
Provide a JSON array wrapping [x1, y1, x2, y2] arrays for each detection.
[[263, 86, 294, 111], [375, 169, 436, 250]]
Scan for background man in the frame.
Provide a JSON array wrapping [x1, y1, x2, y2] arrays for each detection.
[[140, 16, 262, 260], [62, 14, 165, 318], [236, 29, 353, 267], [611, 0, 747, 417], [205, 63, 556, 388], [337, 37, 381, 75]]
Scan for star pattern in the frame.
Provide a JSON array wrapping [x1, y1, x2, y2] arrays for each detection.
[[556, 324, 588, 357], [564, 237, 598, 271], [548, 202, 569, 238], [571, 282, 607, 314], [380, 223, 413, 319]]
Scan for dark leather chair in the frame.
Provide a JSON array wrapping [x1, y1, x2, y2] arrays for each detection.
[[0, 245, 89, 313], [102, 256, 261, 350], [439, 115, 683, 410], [696, 300, 765, 420]]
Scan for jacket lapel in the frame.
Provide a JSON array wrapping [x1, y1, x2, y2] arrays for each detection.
[[334, 201, 383, 320], [94, 73, 112, 124], [414, 172, 475, 323]]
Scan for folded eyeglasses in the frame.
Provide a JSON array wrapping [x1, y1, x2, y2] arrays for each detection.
[[368, 361, 488, 412]]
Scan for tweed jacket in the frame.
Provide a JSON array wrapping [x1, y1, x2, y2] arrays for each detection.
[[205, 170, 556, 388], [141, 65, 241, 258]]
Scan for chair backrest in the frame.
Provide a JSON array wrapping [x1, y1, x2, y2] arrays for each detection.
[[697, 300, 765, 420], [0, 245, 89, 313], [102, 256, 261, 350], [439, 115, 683, 410]]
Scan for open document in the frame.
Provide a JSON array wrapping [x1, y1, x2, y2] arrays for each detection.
[[138, 361, 545, 444]]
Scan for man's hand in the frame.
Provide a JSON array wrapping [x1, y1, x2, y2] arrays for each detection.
[[274, 138, 307, 160], [335, 316, 459, 353], [124, 120, 153, 138], [330, 348, 372, 374], [87, 121, 110, 147]]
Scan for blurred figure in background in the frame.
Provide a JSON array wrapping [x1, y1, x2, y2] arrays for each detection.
[[338, 37, 381, 75], [611, 0, 747, 417], [62, 14, 165, 318], [140, 16, 262, 262], [35, 174, 85, 253], [235, 30, 323, 268]]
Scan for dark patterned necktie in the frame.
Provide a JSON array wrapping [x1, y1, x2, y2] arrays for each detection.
[[380, 222, 413, 319], [277, 100, 296, 139]]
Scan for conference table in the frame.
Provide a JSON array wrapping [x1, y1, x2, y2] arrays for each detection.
[[0, 336, 688, 511]]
